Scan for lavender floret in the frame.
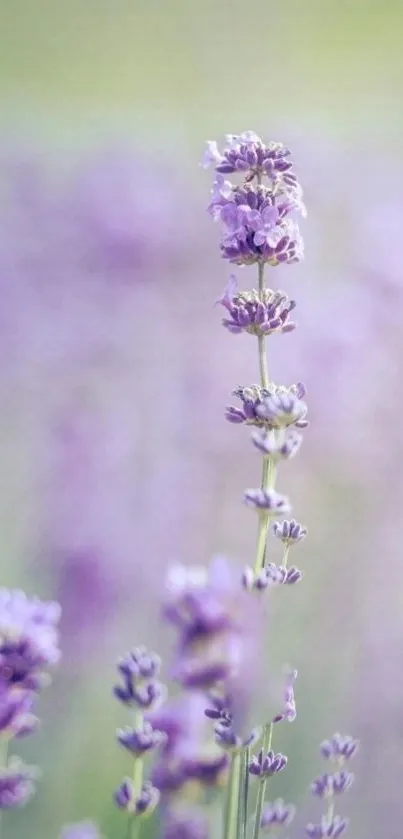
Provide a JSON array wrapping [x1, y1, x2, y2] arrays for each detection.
[[244, 488, 290, 515], [117, 721, 164, 755], [311, 771, 354, 798], [320, 734, 359, 762], [305, 816, 349, 838], [260, 798, 296, 830], [0, 759, 38, 809], [249, 749, 288, 778], [272, 518, 308, 545], [218, 275, 297, 337]]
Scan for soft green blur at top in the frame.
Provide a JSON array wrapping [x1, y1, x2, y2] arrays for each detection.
[[0, 0, 402, 147]]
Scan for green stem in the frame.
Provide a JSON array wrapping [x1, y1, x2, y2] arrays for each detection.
[[238, 747, 250, 839], [224, 752, 242, 839], [125, 712, 144, 839], [283, 544, 290, 568], [252, 724, 273, 839]]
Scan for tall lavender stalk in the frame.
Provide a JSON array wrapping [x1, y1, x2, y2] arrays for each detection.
[[203, 132, 307, 838]]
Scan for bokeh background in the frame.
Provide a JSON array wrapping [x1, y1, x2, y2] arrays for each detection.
[[0, 1, 402, 837]]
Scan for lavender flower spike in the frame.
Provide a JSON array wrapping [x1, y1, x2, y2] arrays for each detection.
[[306, 734, 358, 838], [0, 589, 61, 811]]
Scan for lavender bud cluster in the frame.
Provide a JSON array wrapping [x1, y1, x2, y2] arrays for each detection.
[[305, 735, 358, 838], [113, 646, 162, 819], [0, 589, 60, 809]]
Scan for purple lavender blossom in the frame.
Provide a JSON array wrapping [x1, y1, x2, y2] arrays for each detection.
[[148, 692, 229, 795], [260, 799, 295, 830], [114, 647, 166, 709], [164, 557, 260, 695], [214, 721, 260, 752], [0, 759, 38, 809], [305, 815, 349, 838], [244, 488, 290, 515], [320, 734, 359, 763], [203, 132, 304, 266], [114, 778, 160, 815], [117, 721, 164, 755], [272, 519, 308, 545], [251, 428, 303, 460], [217, 275, 296, 336], [306, 734, 358, 838], [0, 590, 60, 809], [272, 669, 297, 724], [59, 823, 100, 839], [226, 383, 307, 430], [311, 771, 354, 798], [242, 562, 303, 590], [249, 749, 288, 777], [256, 390, 308, 429], [0, 589, 61, 692]]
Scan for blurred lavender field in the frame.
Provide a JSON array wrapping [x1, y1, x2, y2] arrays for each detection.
[[0, 2, 403, 838]]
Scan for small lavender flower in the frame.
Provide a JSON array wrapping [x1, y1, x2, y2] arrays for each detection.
[[148, 692, 229, 795], [272, 669, 297, 724], [114, 647, 166, 709], [260, 798, 296, 830], [272, 519, 308, 545], [249, 749, 288, 778], [251, 428, 303, 460], [214, 721, 260, 753], [164, 557, 258, 691], [114, 778, 160, 816], [311, 771, 354, 798], [242, 563, 303, 590], [226, 383, 307, 430], [305, 815, 349, 838], [244, 488, 290, 515], [256, 390, 308, 429], [0, 759, 38, 809], [59, 823, 101, 839], [320, 734, 359, 763], [117, 721, 164, 756], [204, 694, 233, 727], [0, 589, 61, 692], [218, 275, 296, 337]]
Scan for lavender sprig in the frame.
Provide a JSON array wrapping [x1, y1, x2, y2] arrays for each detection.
[[0, 589, 60, 819], [204, 130, 306, 839], [113, 647, 163, 837], [305, 735, 358, 838]]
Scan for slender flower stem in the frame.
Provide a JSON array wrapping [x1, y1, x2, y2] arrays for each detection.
[[238, 747, 250, 839], [254, 261, 277, 573], [283, 544, 290, 568], [252, 724, 273, 839], [224, 752, 242, 839], [126, 711, 144, 839]]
